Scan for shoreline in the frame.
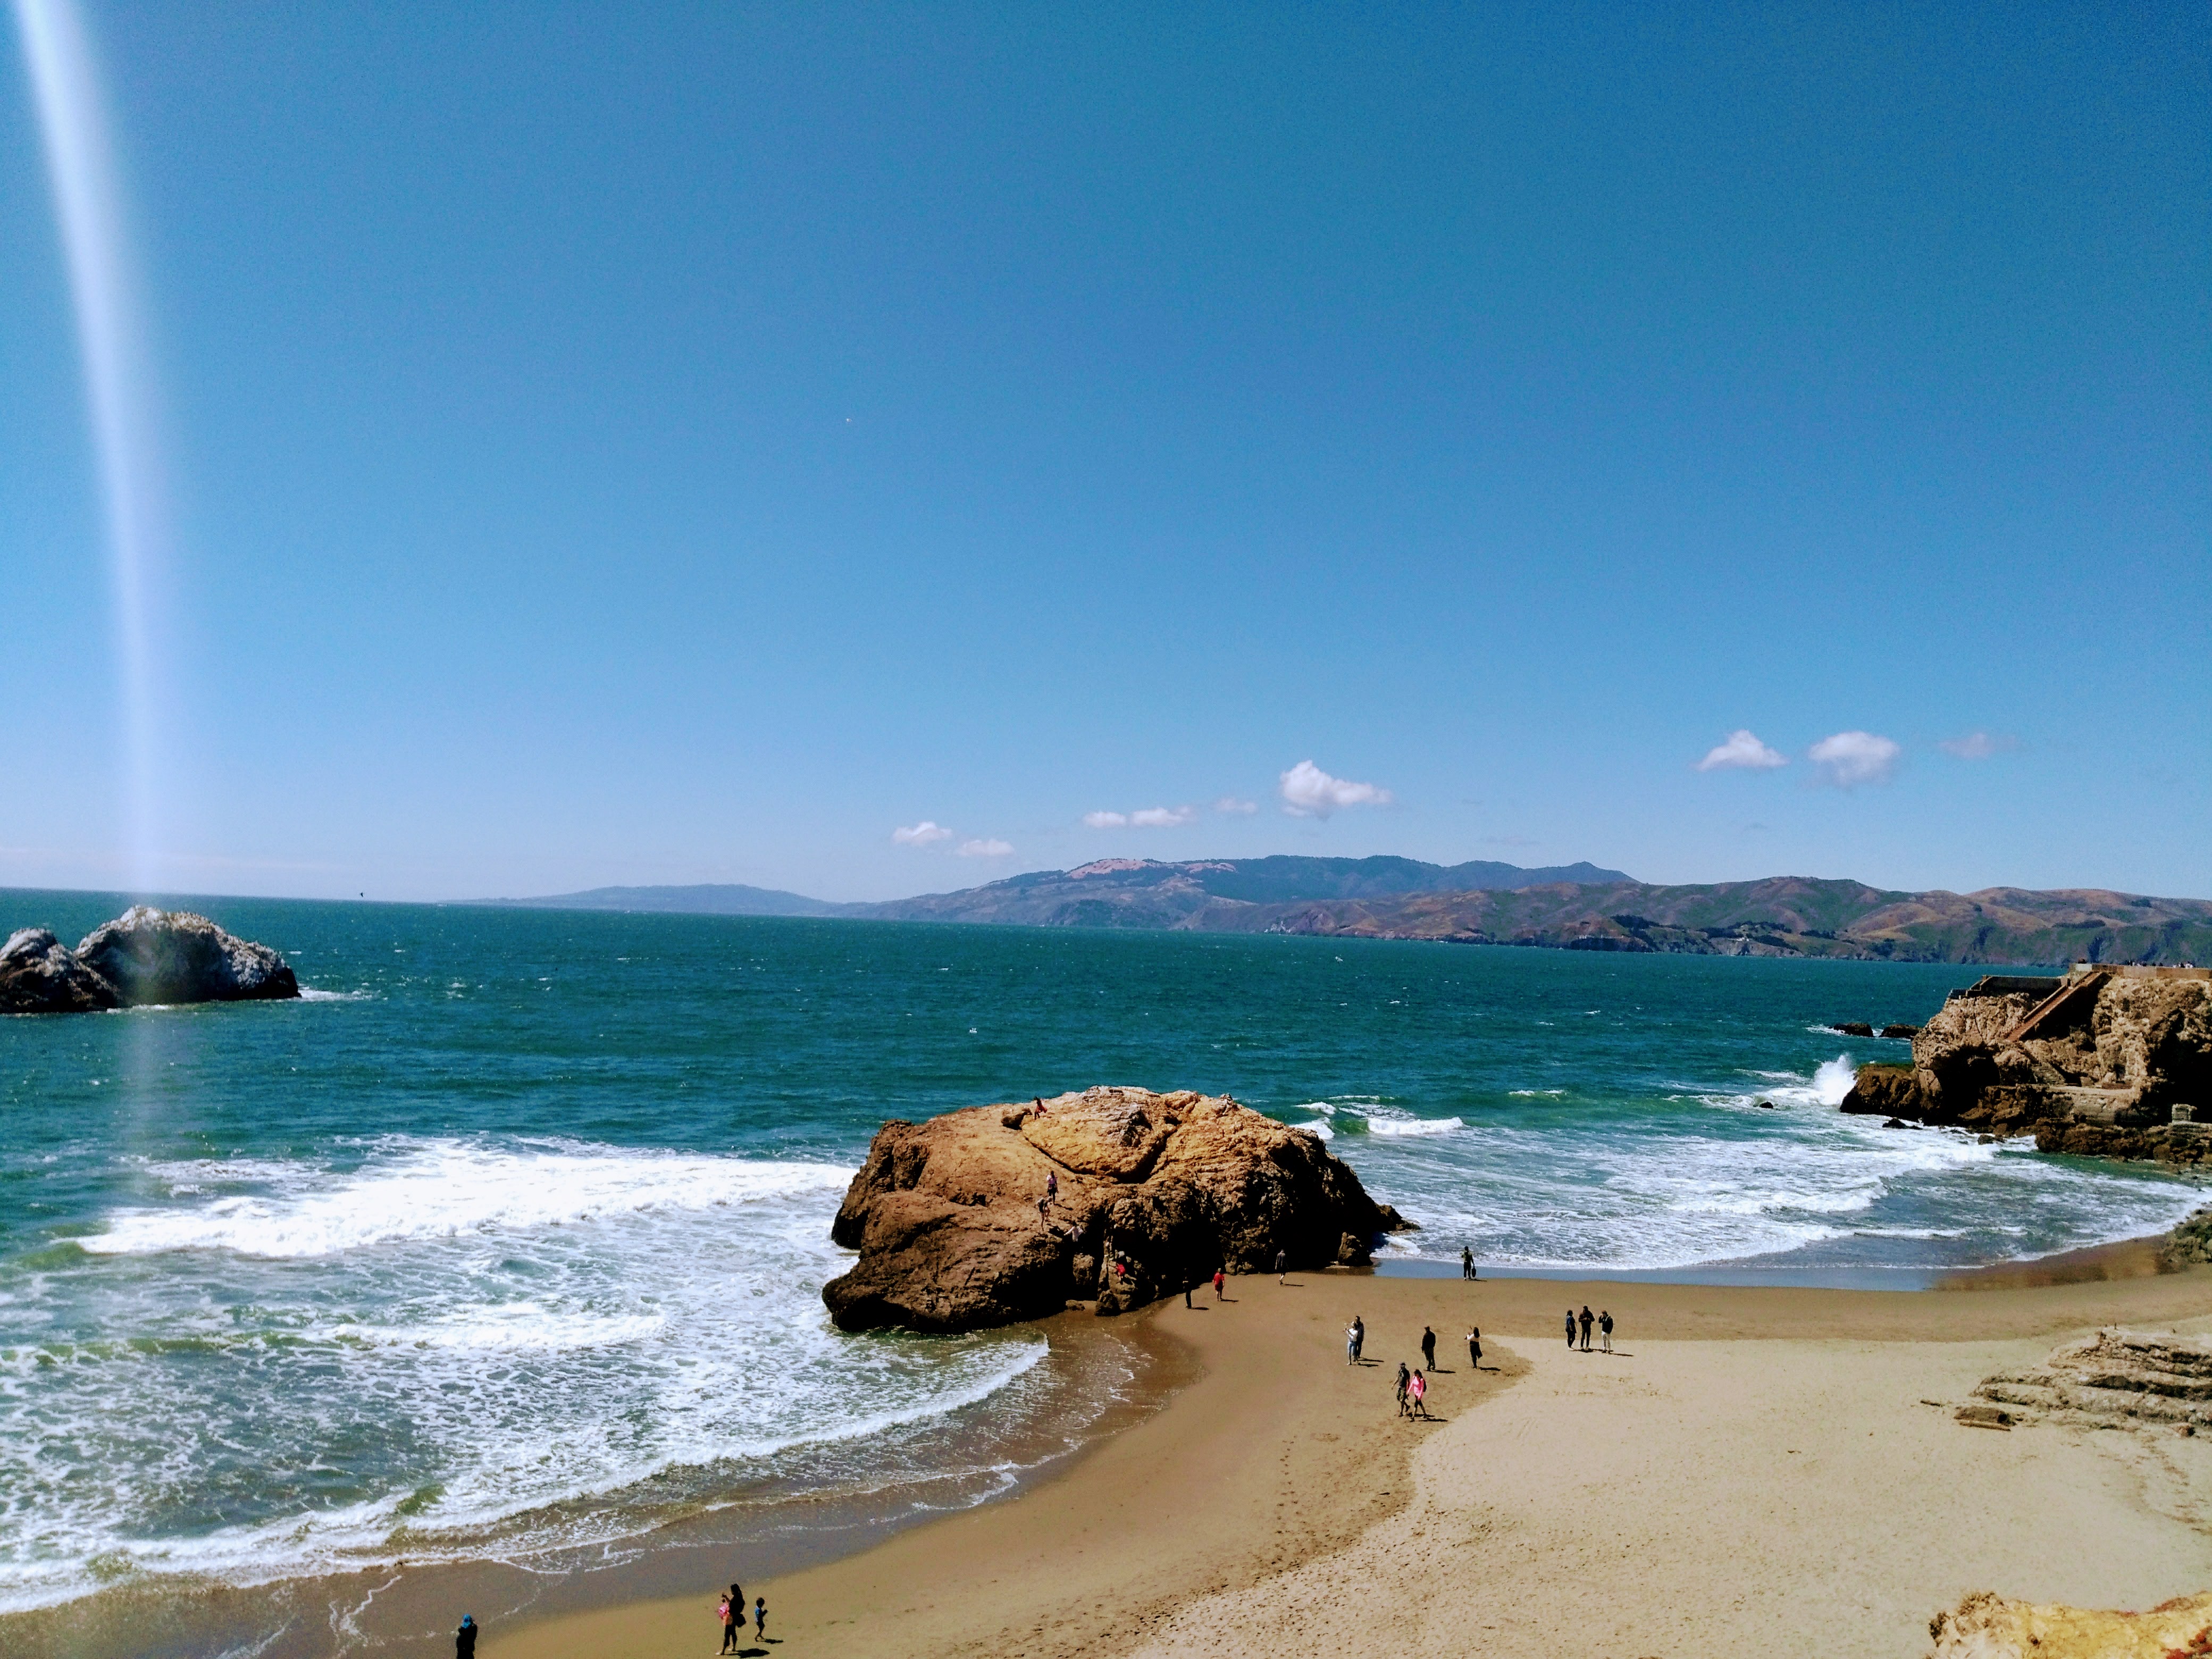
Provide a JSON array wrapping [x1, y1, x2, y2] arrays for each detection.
[[480, 1241, 2212, 1659], [10, 1233, 2206, 1658]]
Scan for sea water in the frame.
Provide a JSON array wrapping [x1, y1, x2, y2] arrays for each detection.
[[0, 892, 2200, 1617]]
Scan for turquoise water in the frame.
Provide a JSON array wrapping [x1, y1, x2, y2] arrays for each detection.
[[1, 892, 2200, 1614]]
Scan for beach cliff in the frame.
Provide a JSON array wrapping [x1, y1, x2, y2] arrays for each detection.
[[1840, 966, 2212, 1161], [822, 1085, 1404, 1333]]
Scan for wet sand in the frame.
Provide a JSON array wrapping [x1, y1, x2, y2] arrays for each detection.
[[484, 1249, 2212, 1659]]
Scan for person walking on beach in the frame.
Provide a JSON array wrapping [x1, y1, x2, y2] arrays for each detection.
[[1346, 1319, 1361, 1364], [1421, 1325, 1437, 1370], [1467, 1326, 1481, 1370], [1213, 1267, 1226, 1300], [1564, 1308, 1577, 1348], [718, 1591, 739, 1654], [1599, 1309, 1614, 1353], [1352, 1314, 1365, 1362], [455, 1616, 477, 1659], [1409, 1369, 1430, 1420], [1395, 1361, 1412, 1417], [1460, 1245, 1474, 1279], [1579, 1305, 1594, 1352], [754, 1596, 768, 1640], [1276, 1249, 1288, 1283]]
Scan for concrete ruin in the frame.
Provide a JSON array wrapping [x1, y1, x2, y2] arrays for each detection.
[[1841, 965, 2212, 1162]]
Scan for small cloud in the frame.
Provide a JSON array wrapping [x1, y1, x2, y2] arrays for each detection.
[[1086, 805, 1198, 829], [1940, 730, 2017, 760], [1695, 730, 1787, 772], [956, 837, 1013, 858], [1808, 730, 1901, 787], [892, 821, 953, 846], [1213, 797, 1259, 816], [1279, 759, 1393, 819]]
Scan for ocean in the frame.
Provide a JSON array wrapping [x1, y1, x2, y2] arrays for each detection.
[[1, 891, 2200, 1628]]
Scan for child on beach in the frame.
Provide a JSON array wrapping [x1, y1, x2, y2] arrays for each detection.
[[718, 1593, 738, 1654], [1467, 1327, 1480, 1370], [755, 1596, 767, 1639]]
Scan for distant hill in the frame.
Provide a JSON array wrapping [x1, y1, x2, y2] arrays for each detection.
[[467, 861, 2212, 965], [864, 856, 1633, 927], [471, 883, 854, 918], [1194, 878, 2212, 965]]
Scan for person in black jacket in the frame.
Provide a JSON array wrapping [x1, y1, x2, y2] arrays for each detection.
[[456, 1615, 478, 1659], [1420, 1326, 1437, 1371]]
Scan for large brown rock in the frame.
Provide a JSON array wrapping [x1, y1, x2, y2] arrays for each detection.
[[0, 928, 121, 1014], [823, 1085, 1402, 1333], [1839, 1062, 1920, 1117], [75, 907, 299, 1006]]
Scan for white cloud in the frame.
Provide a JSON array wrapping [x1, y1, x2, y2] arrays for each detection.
[[1213, 797, 1259, 815], [1808, 730, 1901, 787], [1940, 730, 2017, 760], [1279, 760, 1393, 818], [892, 821, 953, 846], [1085, 806, 1197, 829], [1695, 730, 1787, 772], [956, 837, 1013, 858]]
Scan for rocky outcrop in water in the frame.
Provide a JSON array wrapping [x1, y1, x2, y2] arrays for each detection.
[[1838, 967, 2212, 1164], [822, 1086, 1403, 1333], [1927, 1589, 2212, 1658], [0, 928, 123, 1013], [0, 908, 298, 1014]]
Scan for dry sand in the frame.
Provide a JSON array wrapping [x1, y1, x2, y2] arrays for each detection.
[[486, 1255, 2212, 1659]]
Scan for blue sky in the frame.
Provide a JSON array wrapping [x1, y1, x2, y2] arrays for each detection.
[[2, 2, 2205, 903]]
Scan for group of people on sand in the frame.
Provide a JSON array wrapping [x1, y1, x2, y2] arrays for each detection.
[[1347, 1317, 1484, 1421], [715, 1581, 768, 1651], [1565, 1304, 1614, 1352]]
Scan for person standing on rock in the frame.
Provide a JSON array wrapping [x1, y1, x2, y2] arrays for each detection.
[[1565, 1308, 1577, 1348], [1421, 1326, 1437, 1371], [1045, 1169, 1058, 1205], [1599, 1309, 1614, 1353], [1467, 1327, 1481, 1371], [1579, 1305, 1594, 1351]]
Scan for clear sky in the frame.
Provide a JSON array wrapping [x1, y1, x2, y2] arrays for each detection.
[[2, 2, 2205, 903]]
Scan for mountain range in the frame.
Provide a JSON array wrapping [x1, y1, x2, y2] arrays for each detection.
[[474, 857, 2212, 965]]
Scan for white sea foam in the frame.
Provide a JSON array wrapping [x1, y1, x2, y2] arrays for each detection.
[[3, 1136, 1050, 1615], [1364, 1115, 1463, 1137], [297, 986, 372, 1002], [85, 1141, 854, 1258], [1813, 1054, 1857, 1107], [1509, 1088, 1566, 1097]]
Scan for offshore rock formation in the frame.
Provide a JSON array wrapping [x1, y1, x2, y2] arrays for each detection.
[[0, 928, 122, 1013], [0, 908, 298, 1014], [1839, 967, 2212, 1163], [1927, 1589, 2212, 1658], [822, 1086, 1402, 1333]]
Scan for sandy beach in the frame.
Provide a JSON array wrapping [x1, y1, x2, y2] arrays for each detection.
[[479, 1247, 2212, 1659]]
